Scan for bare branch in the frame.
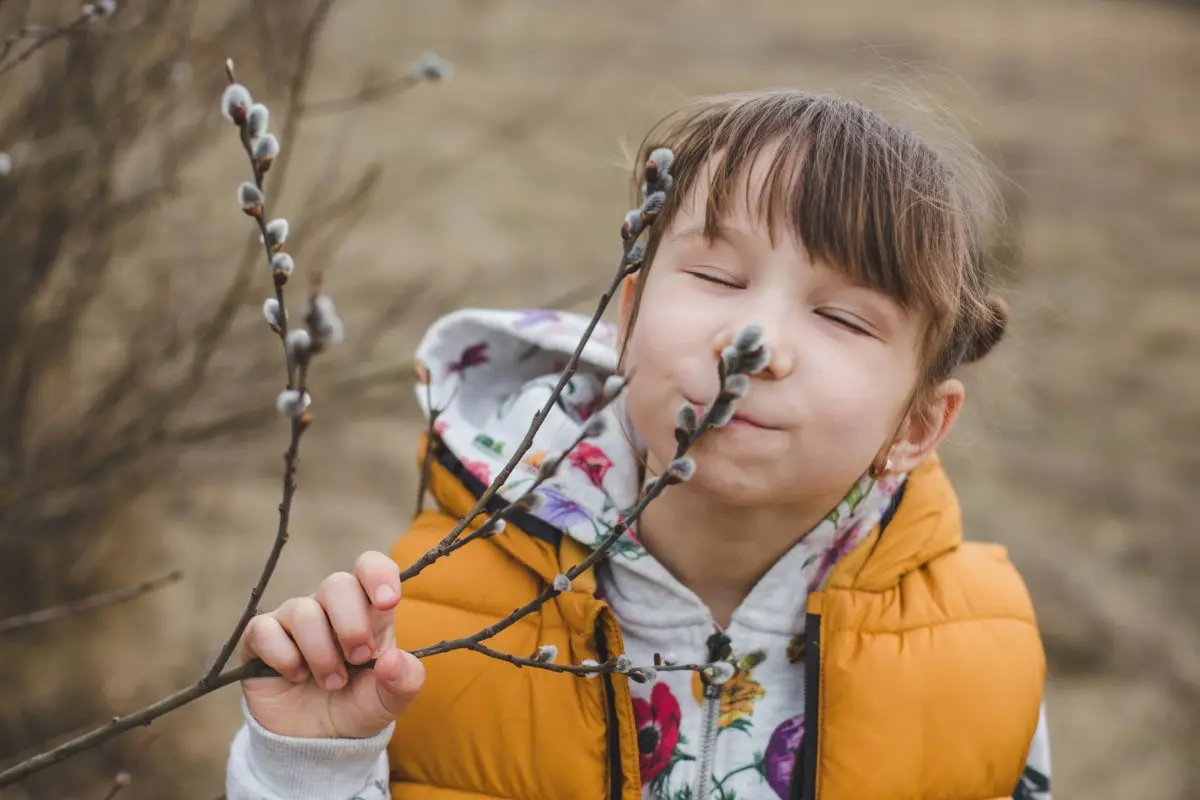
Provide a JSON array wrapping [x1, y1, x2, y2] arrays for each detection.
[[0, 570, 182, 635]]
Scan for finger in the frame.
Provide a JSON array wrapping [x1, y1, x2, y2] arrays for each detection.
[[275, 597, 346, 691], [353, 551, 402, 612], [314, 571, 375, 666], [359, 648, 425, 719], [242, 615, 309, 683]]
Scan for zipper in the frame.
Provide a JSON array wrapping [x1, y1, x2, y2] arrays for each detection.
[[789, 611, 822, 800], [595, 614, 625, 800], [695, 630, 732, 800]]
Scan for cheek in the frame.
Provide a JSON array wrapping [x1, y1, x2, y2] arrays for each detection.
[[804, 352, 913, 444]]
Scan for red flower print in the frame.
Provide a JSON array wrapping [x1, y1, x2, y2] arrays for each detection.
[[461, 458, 490, 486], [568, 441, 612, 488], [632, 682, 682, 784], [448, 341, 489, 374]]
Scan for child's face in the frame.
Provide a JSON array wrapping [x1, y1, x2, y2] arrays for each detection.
[[621, 151, 936, 508]]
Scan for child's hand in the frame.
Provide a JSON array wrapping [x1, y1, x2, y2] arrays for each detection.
[[239, 551, 425, 739]]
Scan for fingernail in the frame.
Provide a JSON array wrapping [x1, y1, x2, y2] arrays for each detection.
[[323, 673, 346, 691], [350, 645, 372, 664], [374, 585, 396, 604]]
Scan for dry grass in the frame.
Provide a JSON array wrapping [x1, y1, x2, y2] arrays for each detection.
[[1, 0, 1197, 796]]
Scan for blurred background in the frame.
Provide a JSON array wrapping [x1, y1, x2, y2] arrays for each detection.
[[0, 0, 1196, 797]]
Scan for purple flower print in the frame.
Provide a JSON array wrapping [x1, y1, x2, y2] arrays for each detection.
[[513, 309, 560, 329], [764, 714, 804, 798], [533, 484, 591, 529]]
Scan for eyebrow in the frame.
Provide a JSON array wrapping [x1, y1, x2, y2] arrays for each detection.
[[669, 223, 752, 248]]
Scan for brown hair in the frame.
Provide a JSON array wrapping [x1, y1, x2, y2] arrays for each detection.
[[621, 89, 1008, 397]]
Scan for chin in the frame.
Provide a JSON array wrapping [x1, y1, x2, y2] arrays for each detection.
[[679, 450, 782, 507]]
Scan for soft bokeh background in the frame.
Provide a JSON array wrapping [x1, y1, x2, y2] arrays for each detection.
[[1, 0, 1196, 797]]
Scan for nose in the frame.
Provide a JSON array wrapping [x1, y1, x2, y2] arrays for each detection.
[[713, 321, 794, 380]]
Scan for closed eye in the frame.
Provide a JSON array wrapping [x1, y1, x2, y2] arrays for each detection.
[[816, 310, 872, 336], [686, 270, 742, 289]]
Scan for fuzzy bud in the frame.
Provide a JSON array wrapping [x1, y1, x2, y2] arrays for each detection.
[[741, 345, 771, 374], [642, 475, 660, 496], [271, 253, 294, 284], [620, 209, 642, 242], [705, 661, 735, 685], [306, 293, 345, 347], [238, 182, 264, 216], [613, 654, 633, 674], [285, 329, 312, 366], [579, 658, 601, 678], [639, 191, 666, 224], [582, 415, 607, 439], [627, 668, 652, 684], [262, 298, 283, 331], [722, 373, 750, 399], [660, 652, 679, 666], [411, 51, 453, 82], [552, 573, 572, 593], [602, 375, 627, 405], [639, 666, 659, 682], [531, 644, 558, 664], [666, 456, 696, 483], [675, 403, 698, 435], [246, 103, 269, 137], [537, 452, 563, 481], [221, 84, 252, 125], [112, 770, 131, 788], [734, 323, 764, 355], [623, 241, 646, 275], [720, 345, 740, 376], [253, 134, 280, 172], [645, 147, 675, 184], [261, 218, 289, 251], [709, 402, 736, 429], [276, 389, 311, 417]]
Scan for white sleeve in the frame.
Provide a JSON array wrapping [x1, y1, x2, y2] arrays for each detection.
[[226, 698, 393, 800], [1014, 700, 1052, 800]]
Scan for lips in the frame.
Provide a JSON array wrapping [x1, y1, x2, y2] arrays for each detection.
[[685, 397, 778, 430]]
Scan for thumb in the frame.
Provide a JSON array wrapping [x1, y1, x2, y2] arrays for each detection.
[[372, 648, 425, 716], [343, 647, 425, 733]]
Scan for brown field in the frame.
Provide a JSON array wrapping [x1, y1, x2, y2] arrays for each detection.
[[1, 0, 1197, 797]]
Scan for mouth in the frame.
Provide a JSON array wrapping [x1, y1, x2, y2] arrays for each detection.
[[686, 398, 779, 431]]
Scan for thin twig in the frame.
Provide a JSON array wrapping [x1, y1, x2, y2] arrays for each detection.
[[0, 570, 182, 635], [203, 416, 306, 687], [299, 72, 421, 117], [401, 392, 618, 581], [0, 664, 250, 785], [397, 235, 643, 580]]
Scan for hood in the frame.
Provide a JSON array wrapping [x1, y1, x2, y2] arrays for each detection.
[[413, 307, 646, 558]]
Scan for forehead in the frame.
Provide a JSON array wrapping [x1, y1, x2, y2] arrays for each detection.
[[652, 115, 957, 319]]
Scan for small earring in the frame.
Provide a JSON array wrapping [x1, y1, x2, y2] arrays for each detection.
[[868, 455, 893, 480]]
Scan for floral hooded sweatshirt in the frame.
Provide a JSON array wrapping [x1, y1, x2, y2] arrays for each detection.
[[226, 308, 1052, 800]]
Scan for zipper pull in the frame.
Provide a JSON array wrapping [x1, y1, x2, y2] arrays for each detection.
[[702, 629, 733, 699]]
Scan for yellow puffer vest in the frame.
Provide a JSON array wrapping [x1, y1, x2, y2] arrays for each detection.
[[387, 443, 1045, 799]]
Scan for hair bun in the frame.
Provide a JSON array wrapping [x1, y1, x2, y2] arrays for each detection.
[[962, 294, 1008, 363]]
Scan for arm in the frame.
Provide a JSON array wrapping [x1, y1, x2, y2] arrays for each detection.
[[226, 698, 393, 800], [1013, 700, 1052, 800]]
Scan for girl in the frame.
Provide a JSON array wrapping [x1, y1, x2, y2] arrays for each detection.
[[227, 90, 1051, 800]]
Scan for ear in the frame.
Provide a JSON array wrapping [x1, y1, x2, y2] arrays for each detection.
[[888, 379, 965, 473]]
